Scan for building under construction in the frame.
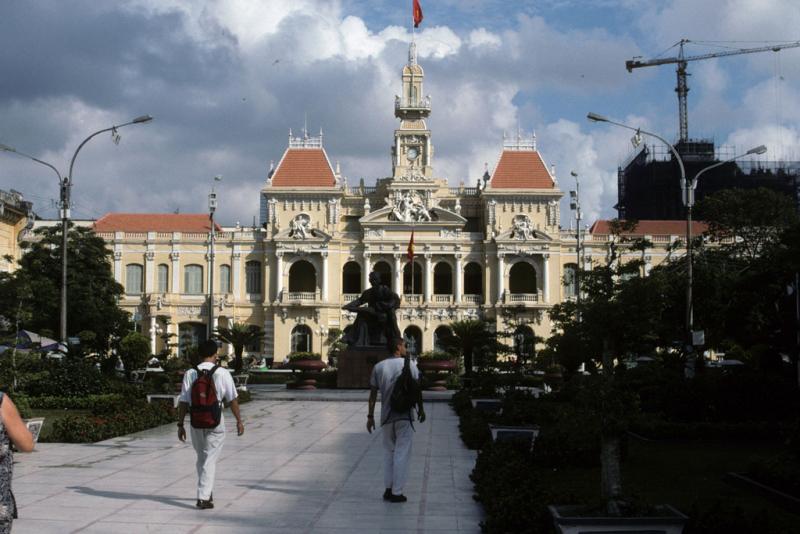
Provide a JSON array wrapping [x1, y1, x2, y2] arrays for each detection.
[[616, 139, 800, 220]]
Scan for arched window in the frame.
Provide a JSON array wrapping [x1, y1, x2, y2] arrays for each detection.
[[403, 261, 423, 294], [342, 261, 361, 294], [373, 261, 392, 287], [509, 262, 537, 294], [289, 260, 316, 292], [291, 324, 313, 353], [403, 326, 422, 358], [184, 264, 203, 294], [463, 262, 482, 295], [246, 261, 262, 294], [563, 263, 577, 298], [125, 264, 143, 295], [433, 262, 453, 294], [157, 264, 169, 293], [219, 265, 231, 294], [433, 326, 453, 352]]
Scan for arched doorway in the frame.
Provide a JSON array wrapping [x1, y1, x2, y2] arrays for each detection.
[[403, 261, 423, 294], [513, 325, 536, 365], [433, 325, 453, 353], [433, 262, 453, 295], [289, 260, 317, 292], [342, 261, 361, 294], [509, 262, 537, 293], [291, 324, 313, 353], [403, 326, 422, 358], [373, 260, 392, 287], [463, 262, 483, 296], [178, 322, 207, 359]]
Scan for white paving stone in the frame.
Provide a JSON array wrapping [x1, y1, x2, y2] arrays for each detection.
[[13, 394, 483, 533]]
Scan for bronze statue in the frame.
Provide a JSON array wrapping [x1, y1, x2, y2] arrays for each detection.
[[342, 271, 401, 349]]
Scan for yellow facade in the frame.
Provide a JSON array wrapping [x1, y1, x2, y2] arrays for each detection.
[[0, 190, 32, 273]]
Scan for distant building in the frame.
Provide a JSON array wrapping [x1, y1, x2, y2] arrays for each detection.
[[0, 189, 33, 273], [616, 139, 800, 220]]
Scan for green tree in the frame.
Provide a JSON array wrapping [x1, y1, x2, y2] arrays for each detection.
[[324, 328, 346, 366], [215, 322, 265, 373], [440, 319, 507, 376], [0, 225, 129, 355], [119, 332, 151, 378]]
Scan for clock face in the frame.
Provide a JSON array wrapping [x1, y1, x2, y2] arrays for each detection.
[[407, 147, 419, 161]]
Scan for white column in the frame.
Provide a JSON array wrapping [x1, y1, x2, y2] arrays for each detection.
[[275, 251, 284, 301], [455, 255, 463, 304], [321, 251, 329, 301], [542, 254, 550, 303], [496, 253, 505, 304], [393, 254, 402, 295], [144, 250, 155, 293], [232, 249, 242, 300], [170, 251, 180, 294], [424, 254, 432, 303], [113, 251, 122, 284], [363, 252, 371, 290], [149, 315, 156, 354]]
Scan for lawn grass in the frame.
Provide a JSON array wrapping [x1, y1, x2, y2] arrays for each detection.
[[535, 436, 800, 531], [30, 408, 91, 442]]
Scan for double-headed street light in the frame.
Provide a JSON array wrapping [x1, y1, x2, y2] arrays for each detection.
[[1, 114, 153, 348], [587, 112, 766, 363], [569, 171, 583, 315]]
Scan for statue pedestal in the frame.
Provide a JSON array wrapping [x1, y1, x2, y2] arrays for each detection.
[[337, 348, 390, 389]]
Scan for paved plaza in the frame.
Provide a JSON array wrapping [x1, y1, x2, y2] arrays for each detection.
[[13, 388, 483, 533]]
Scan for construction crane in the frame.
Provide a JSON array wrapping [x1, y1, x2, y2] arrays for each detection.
[[626, 39, 800, 142]]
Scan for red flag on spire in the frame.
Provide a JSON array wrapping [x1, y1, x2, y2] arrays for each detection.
[[413, 0, 424, 28], [407, 229, 415, 261]]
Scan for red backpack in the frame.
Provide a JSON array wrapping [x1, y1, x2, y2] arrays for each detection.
[[190, 365, 222, 429]]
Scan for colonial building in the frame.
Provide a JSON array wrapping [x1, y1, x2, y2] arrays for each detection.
[[0, 189, 33, 273], [92, 44, 701, 363]]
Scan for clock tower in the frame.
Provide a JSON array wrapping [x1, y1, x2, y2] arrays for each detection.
[[392, 42, 433, 182]]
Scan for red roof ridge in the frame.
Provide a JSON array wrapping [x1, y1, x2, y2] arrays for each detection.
[[270, 147, 337, 188], [488, 149, 556, 189], [94, 213, 221, 233]]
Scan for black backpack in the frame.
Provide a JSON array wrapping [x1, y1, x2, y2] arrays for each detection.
[[389, 356, 420, 414]]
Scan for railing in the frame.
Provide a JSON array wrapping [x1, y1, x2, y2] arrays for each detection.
[[126, 232, 147, 239], [402, 294, 422, 305], [282, 291, 317, 304], [395, 95, 431, 110], [462, 294, 482, 304], [342, 293, 360, 303], [433, 294, 452, 304], [156, 232, 172, 238], [504, 291, 542, 304]]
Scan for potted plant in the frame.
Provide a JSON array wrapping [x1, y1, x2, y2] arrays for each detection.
[[417, 350, 456, 391], [285, 352, 326, 390]]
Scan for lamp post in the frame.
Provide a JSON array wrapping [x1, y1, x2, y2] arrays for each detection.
[[208, 175, 221, 341], [587, 112, 692, 351], [2, 115, 152, 348], [569, 171, 583, 313]]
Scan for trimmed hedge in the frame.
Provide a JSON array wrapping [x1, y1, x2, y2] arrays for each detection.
[[21, 394, 126, 411], [47, 399, 175, 443]]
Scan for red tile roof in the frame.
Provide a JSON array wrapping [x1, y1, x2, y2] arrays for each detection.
[[94, 213, 220, 233], [271, 148, 336, 187], [490, 150, 555, 189], [589, 220, 708, 236]]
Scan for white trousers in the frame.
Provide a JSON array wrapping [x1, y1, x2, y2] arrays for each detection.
[[190, 426, 226, 500], [382, 419, 414, 495]]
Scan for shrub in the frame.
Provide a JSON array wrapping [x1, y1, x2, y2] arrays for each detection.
[[747, 452, 800, 498], [287, 352, 322, 362], [46, 399, 174, 443], [236, 389, 252, 404], [684, 501, 779, 534], [23, 359, 109, 397], [25, 393, 126, 411], [119, 332, 151, 376], [419, 351, 453, 360]]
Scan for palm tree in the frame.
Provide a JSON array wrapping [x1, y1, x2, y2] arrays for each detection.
[[215, 322, 265, 373], [441, 319, 502, 376]]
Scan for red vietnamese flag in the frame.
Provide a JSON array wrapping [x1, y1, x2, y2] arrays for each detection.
[[407, 229, 415, 261], [413, 0, 423, 28]]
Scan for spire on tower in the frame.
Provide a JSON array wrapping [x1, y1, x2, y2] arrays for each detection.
[[409, 41, 417, 65]]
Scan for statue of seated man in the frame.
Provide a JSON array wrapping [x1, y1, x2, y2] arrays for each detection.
[[342, 271, 401, 349]]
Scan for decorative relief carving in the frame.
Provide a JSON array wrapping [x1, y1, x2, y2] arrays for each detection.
[[511, 215, 534, 240], [169, 252, 180, 261], [365, 229, 385, 239], [439, 229, 460, 239], [114, 251, 123, 261], [177, 306, 203, 316], [145, 251, 155, 261], [289, 213, 313, 239], [390, 190, 434, 222]]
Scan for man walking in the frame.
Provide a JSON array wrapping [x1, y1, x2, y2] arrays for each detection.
[[367, 338, 425, 503], [177, 339, 244, 509]]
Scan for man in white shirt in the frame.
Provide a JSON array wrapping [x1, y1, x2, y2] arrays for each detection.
[[367, 338, 425, 503], [177, 340, 244, 509]]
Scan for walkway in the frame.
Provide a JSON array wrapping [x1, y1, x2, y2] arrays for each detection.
[[13, 390, 482, 533]]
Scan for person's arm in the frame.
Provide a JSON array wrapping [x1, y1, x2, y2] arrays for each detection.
[[229, 399, 244, 436], [416, 387, 426, 423], [2, 396, 34, 452], [367, 387, 378, 433], [177, 401, 188, 442]]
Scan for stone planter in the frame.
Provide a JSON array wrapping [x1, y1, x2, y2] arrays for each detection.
[[470, 398, 503, 415], [287, 359, 327, 390], [417, 358, 457, 391], [489, 424, 540, 450], [548, 504, 688, 534]]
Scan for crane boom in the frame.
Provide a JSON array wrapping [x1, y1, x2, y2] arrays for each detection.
[[625, 39, 800, 142]]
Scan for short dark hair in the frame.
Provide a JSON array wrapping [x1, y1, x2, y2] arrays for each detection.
[[391, 338, 406, 352], [198, 339, 219, 358]]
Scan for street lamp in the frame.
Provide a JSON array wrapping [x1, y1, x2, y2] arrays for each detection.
[[1, 114, 153, 347], [569, 171, 583, 313], [208, 175, 221, 341], [587, 112, 693, 353]]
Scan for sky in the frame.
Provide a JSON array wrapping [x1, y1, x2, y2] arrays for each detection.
[[1, 0, 799, 227]]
